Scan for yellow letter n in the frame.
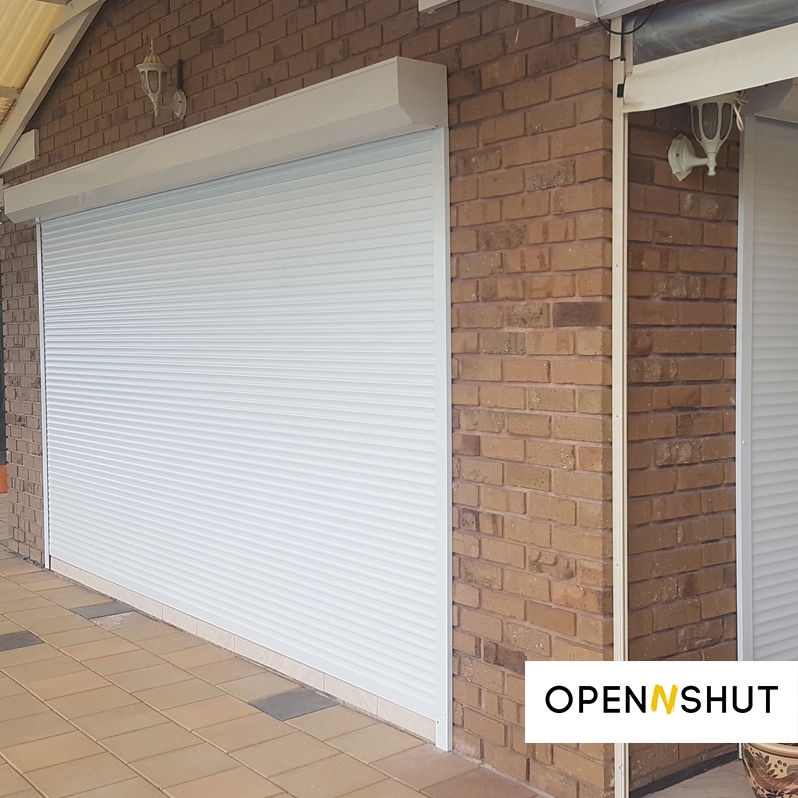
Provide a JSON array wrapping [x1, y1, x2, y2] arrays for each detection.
[[651, 685, 678, 715]]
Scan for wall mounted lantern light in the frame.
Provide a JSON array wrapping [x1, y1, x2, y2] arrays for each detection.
[[136, 41, 187, 120], [668, 93, 742, 181]]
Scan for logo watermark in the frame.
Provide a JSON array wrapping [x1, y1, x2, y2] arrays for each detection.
[[525, 661, 798, 743]]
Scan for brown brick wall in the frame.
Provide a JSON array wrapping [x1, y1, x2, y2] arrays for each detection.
[[626, 105, 738, 790], [1, 0, 616, 790], [0, 221, 43, 561]]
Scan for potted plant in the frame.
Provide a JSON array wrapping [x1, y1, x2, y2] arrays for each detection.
[[743, 744, 798, 797]]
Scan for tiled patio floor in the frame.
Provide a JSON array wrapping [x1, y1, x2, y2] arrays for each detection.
[[651, 758, 750, 798], [0, 497, 537, 798]]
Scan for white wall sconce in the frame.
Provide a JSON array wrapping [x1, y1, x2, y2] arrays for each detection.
[[668, 93, 741, 181], [136, 41, 187, 120]]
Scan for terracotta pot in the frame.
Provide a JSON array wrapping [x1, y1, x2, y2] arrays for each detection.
[[743, 743, 798, 797]]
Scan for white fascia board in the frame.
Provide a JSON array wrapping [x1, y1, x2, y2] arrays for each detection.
[[0, 1, 106, 170], [419, 0, 594, 17], [418, 0, 656, 19], [623, 22, 798, 113], [0, 130, 39, 175], [5, 57, 448, 223], [595, 0, 657, 18]]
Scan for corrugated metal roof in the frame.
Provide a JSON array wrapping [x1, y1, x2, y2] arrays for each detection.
[[0, 0, 62, 126]]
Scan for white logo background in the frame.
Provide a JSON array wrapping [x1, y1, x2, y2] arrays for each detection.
[[525, 661, 798, 743]]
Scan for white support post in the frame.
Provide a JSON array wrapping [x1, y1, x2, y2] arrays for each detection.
[[611, 21, 630, 798]]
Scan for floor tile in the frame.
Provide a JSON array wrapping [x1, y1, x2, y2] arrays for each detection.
[[0, 603, 48, 621], [372, 744, 477, 790], [0, 642, 61, 669], [219, 672, 295, 702], [134, 678, 223, 710], [0, 620, 25, 636], [45, 586, 108, 610], [288, 706, 377, 740], [137, 631, 204, 655], [0, 561, 41, 576], [61, 638, 138, 662], [102, 721, 200, 762], [329, 724, 423, 764], [270, 753, 386, 798], [724, 760, 746, 777], [0, 692, 49, 723], [0, 763, 31, 796], [651, 763, 749, 798], [163, 694, 258, 730], [251, 688, 339, 721], [422, 767, 539, 798], [14, 575, 73, 592], [132, 742, 238, 788], [1, 790, 41, 798], [0, 582, 34, 597], [27, 669, 110, 700], [163, 644, 235, 670], [0, 710, 75, 748], [84, 650, 164, 677], [0, 676, 26, 698], [165, 765, 283, 798], [99, 615, 173, 643], [346, 780, 425, 798], [110, 663, 193, 693], [233, 732, 337, 777], [27, 752, 136, 798], [73, 601, 133, 619], [75, 703, 169, 739], [3, 654, 86, 685], [48, 685, 139, 718], [0, 574, 36, 602], [0, 631, 42, 652], [7, 571, 65, 587], [189, 657, 266, 684], [42, 627, 114, 649], [195, 711, 294, 752], [22, 613, 93, 637], [68, 777, 163, 797], [5, 606, 72, 626], [4, 730, 104, 771]]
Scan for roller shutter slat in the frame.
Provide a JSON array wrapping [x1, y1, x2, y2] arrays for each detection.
[[42, 131, 444, 721], [749, 120, 798, 661]]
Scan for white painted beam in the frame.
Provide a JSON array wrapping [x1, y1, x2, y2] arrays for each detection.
[[0, 130, 40, 175], [0, 1, 106, 170], [53, 0, 103, 34], [0, 88, 20, 100], [624, 22, 798, 113]]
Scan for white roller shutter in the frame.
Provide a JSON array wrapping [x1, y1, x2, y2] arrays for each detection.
[[40, 130, 450, 735], [742, 117, 798, 660]]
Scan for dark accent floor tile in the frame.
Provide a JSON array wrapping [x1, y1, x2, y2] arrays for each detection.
[[250, 688, 339, 721], [0, 631, 42, 651], [73, 601, 133, 619]]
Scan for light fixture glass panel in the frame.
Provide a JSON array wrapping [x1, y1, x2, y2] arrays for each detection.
[[702, 103, 719, 139], [720, 102, 734, 139]]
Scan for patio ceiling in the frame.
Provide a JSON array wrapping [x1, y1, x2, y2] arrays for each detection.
[[0, 0, 106, 174]]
